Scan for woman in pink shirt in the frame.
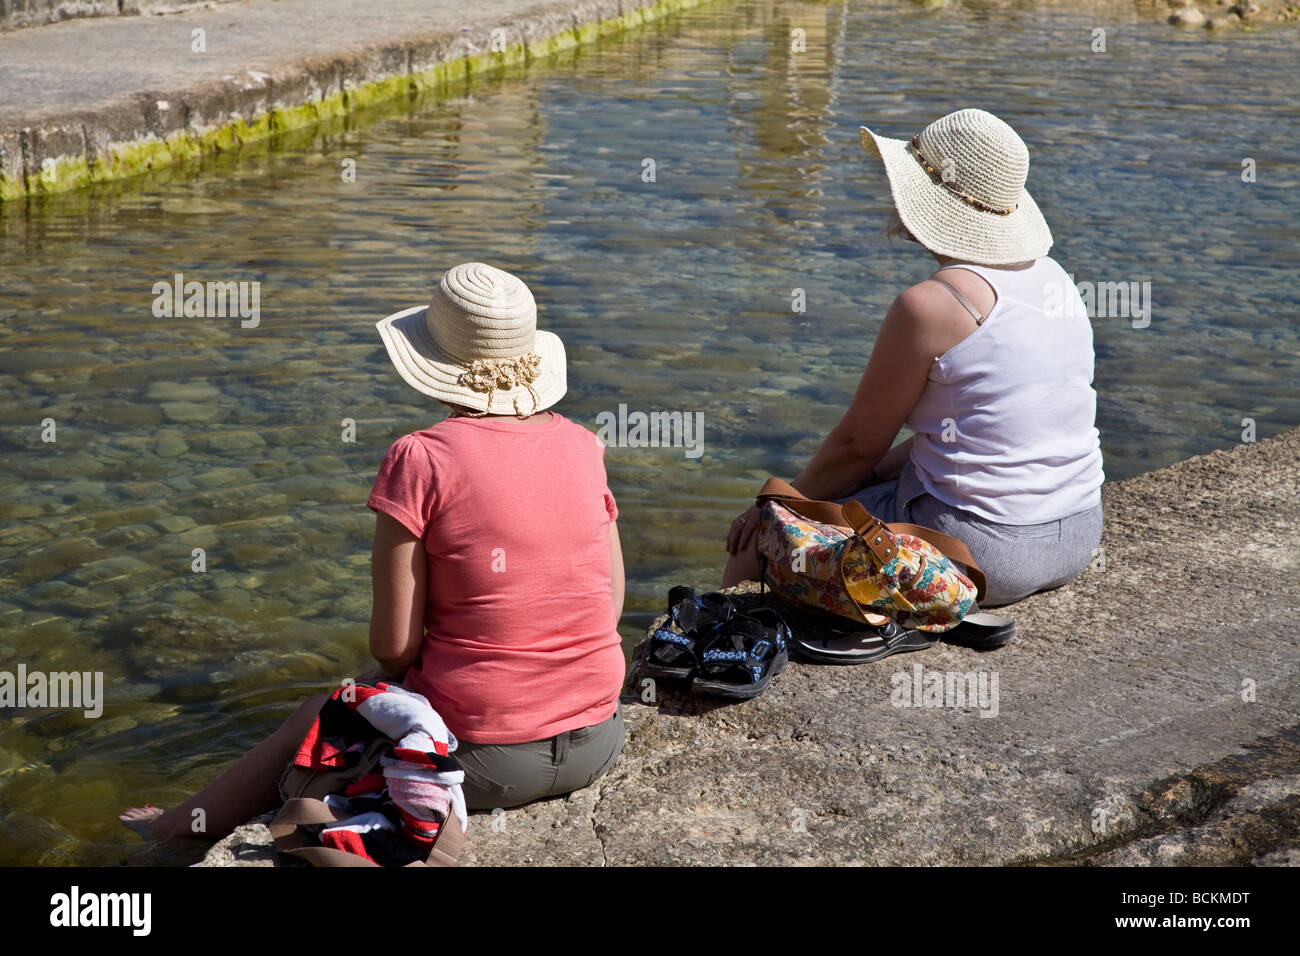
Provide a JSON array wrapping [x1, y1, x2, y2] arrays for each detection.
[[365, 262, 626, 809], [121, 263, 625, 842]]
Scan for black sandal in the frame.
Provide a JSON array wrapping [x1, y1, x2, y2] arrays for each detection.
[[644, 586, 737, 681], [791, 619, 938, 665], [690, 607, 791, 699], [942, 612, 1015, 650]]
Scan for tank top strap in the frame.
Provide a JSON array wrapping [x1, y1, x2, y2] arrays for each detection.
[[936, 259, 1048, 321], [928, 275, 986, 325]]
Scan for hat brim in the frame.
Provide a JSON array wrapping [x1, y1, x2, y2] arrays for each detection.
[[859, 125, 1052, 266], [376, 305, 567, 415]]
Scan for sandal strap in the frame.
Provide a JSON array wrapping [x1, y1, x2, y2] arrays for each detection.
[[669, 589, 736, 637], [700, 613, 786, 664], [649, 625, 700, 669], [650, 626, 693, 649]]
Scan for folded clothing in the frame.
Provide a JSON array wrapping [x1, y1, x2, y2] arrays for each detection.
[[289, 681, 468, 866]]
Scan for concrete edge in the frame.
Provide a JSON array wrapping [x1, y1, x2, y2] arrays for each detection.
[[0, 0, 714, 202], [1, 3, 240, 35]]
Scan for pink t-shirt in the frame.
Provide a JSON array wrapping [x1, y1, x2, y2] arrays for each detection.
[[366, 411, 624, 744]]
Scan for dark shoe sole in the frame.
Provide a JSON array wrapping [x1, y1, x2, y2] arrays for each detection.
[[942, 612, 1015, 649], [793, 624, 937, 664]]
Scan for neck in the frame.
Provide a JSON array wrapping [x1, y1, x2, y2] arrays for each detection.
[[933, 252, 1035, 270], [451, 409, 552, 422]]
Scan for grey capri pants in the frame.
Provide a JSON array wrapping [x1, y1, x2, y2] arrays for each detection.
[[455, 706, 625, 811], [840, 459, 1103, 608]]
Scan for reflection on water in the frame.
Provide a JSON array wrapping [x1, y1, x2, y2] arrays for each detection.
[[0, 0, 1297, 864]]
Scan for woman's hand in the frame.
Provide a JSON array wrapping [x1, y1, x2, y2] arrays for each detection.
[[726, 504, 762, 555]]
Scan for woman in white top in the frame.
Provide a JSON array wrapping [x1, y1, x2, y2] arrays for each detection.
[[724, 108, 1103, 608]]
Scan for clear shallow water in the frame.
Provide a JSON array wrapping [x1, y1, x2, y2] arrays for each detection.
[[1, 0, 1298, 865]]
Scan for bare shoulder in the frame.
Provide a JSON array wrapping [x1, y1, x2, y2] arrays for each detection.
[[929, 266, 997, 316], [891, 279, 958, 318], [884, 279, 981, 358]]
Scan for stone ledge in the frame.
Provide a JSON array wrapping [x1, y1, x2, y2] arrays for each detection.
[[183, 426, 1300, 866], [0, 1, 242, 34], [0, 0, 714, 200]]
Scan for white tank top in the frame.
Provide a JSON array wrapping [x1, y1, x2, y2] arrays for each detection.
[[906, 256, 1104, 524]]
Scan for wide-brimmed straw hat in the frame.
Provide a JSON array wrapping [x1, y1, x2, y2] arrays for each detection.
[[376, 262, 566, 416], [859, 108, 1053, 266]]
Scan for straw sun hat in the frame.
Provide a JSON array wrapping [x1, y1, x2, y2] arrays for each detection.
[[859, 108, 1053, 266], [376, 262, 566, 416]]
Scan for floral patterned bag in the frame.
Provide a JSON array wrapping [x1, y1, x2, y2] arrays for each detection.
[[754, 478, 986, 633]]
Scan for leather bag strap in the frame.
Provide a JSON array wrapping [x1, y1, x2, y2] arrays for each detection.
[[756, 478, 987, 602], [269, 798, 465, 867], [423, 807, 465, 867], [269, 797, 351, 836], [757, 477, 852, 528]]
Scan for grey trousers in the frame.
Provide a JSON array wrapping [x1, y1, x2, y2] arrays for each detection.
[[841, 460, 1103, 608], [455, 706, 625, 811]]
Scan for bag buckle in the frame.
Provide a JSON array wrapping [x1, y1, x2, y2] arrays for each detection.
[[843, 500, 896, 564]]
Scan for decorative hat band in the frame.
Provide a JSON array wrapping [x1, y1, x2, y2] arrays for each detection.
[[909, 135, 1017, 217], [457, 352, 542, 417]]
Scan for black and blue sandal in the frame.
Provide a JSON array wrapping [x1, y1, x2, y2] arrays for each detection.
[[644, 586, 737, 681], [690, 607, 791, 699]]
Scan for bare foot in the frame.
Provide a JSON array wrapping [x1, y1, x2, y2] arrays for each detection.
[[119, 805, 165, 840]]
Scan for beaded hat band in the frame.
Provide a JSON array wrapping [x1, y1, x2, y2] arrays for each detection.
[[909, 136, 1016, 216], [858, 109, 1053, 266]]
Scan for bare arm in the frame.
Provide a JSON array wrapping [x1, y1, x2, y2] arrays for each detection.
[[608, 520, 625, 625], [369, 512, 427, 678]]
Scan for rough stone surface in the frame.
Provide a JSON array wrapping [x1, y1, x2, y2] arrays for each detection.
[[190, 426, 1300, 866], [191, 815, 285, 867], [1087, 774, 1300, 865], [0, 1, 243, 33]]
